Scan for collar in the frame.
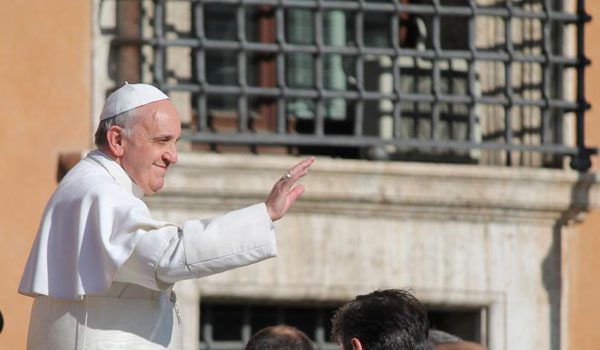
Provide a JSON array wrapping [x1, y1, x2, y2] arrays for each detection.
[[87, 149, 145, 199]]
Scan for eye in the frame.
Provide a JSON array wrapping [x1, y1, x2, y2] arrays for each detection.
[[154, 137, 171, 144]]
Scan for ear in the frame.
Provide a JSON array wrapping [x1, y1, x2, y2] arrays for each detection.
[[106, 125, 126, 157], [350, 338, 363, 350]]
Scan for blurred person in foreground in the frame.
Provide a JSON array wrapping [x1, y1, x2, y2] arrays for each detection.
[[246, 325, 314, 350], [18, 83, 315, 350], [331, 289, 429, 350]]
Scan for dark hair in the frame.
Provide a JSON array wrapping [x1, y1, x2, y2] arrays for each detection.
[[331, 289, 429, 350], [246, 325, 314, 350]]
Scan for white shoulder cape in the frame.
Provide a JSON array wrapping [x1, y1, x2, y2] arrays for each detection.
[[19, 150, 176, 300]]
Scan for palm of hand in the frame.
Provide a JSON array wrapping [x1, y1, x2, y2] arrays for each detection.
[[265, 157, 315, 221]]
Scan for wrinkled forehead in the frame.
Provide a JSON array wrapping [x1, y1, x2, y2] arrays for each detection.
[[133, 100, 181, 129], [138, 99, 177, 117]]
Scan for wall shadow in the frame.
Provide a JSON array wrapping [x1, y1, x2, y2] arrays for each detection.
[[542, 171, 597, 350]]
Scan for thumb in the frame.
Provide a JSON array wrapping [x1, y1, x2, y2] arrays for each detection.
[[287, 185, 306, 206]]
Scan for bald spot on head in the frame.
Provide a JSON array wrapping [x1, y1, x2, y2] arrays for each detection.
[[246, 326, 314, 350], [271, 326, 305, 337]]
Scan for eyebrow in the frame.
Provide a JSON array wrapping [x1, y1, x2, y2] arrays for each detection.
[[152, 135, 181, 142]]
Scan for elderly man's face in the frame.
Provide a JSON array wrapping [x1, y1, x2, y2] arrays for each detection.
[[121, 100, 181, 195]]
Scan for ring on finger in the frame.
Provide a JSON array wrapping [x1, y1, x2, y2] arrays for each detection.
[[282, 171, 292, 180]]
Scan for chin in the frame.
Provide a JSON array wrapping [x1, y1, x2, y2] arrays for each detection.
[[151, 183, 165, 193]]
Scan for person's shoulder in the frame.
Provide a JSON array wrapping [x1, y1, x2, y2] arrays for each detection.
[[60, 158, 112, 186], [55, 158, 133, 202]]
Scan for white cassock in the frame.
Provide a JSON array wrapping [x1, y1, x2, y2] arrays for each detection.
[[19, 149, 277, 350]]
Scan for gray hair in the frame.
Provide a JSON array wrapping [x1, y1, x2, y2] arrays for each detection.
[[94, 108, 140, 148]]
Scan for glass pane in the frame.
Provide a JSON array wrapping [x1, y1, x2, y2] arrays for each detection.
[[286, 9, 314, 44], [205, 4, 237, 40], [206, 51, 237, 85]]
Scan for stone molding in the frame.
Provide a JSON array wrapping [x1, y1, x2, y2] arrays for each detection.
[[148, 152, 600, 224]]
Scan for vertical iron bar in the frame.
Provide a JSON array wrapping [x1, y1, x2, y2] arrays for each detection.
[[504, 1, 514, 166], [468, 0, 477, 144], [391, 0, 402, 139], [571, 0, 592, 170], [541, 0, 552, 146], [238, 3, 248, 132], [447, 59, 455, 140], [194, 1, 208, 131], [276, 1, 286, 134], [554, 0, 565, 149], [354, 5, 365, 136], [202, 305, 214, 343], [431, 0, 441, 142], [241, 306, 251, 343], [315, 0, 325, 137], [315, 309, 325, 348]]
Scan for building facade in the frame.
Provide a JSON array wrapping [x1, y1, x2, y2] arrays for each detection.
[[2, 0, 600, 349]]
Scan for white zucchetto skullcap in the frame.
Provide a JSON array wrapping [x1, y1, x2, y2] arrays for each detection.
[[99, 83, 169, 121]]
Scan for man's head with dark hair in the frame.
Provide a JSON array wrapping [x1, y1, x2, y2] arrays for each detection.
[[331, 289, 429, 350], [246, 325, 314, 350]]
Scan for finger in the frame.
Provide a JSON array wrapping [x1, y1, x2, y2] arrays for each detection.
[[282, 157, 314, 185], [288, 157, 315, 176], [287, 184, 306, 206], [290, 168, 308, 181], [278, 173, 291, 182], [281, 168, 309, 191]]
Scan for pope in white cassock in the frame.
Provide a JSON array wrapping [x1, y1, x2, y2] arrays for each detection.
[[18, 83, 315, 350]]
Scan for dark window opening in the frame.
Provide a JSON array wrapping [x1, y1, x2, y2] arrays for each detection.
[[199, 301, 486, 350]]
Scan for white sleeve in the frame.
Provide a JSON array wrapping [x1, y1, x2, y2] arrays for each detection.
[[114, 203, 277, 290]]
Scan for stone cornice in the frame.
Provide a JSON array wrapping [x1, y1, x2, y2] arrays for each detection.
[[146, 152, 600, 224]]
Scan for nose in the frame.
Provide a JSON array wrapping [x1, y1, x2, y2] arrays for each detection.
[[164, 143, 178, 165]]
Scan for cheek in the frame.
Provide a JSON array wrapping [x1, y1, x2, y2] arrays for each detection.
[[128, 150, 152, 179], [136, 148, 158, 168]]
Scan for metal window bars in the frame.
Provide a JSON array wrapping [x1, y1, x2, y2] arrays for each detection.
[[199, 303, 339, 350], [111, 0, 595, 170]]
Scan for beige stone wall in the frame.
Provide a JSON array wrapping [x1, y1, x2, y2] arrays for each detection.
[[0, 1, 91, 348], [147, 153, 600, 350]]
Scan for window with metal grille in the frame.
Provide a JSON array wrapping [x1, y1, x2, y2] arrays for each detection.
[[198, 301, 487, 350], [199, 302, 340, 350], [110, 0, 594, 169]]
